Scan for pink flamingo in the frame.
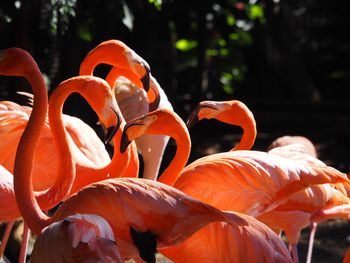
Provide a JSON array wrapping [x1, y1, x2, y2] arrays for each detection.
[[183, 100, 350, 263], [0, 48, 121, 262]]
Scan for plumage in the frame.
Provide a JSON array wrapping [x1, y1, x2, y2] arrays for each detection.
[[184, 102, 349, 263], [49, 178, 246, 260], [174, 150, 348, 216], [0, 47, 50, 263], [267, 138, 350, 263], [343, 248, 350, 263], [0, 103, 110, 191], [160, 211, 292, 263]]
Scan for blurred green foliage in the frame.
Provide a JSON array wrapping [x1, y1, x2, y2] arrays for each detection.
[[0, 0, 265, 104]]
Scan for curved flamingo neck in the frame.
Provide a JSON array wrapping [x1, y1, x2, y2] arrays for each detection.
[[231, 115, 256, 151], [13, 69, 50, 235], [216, 102, 256, 151], [36, 83, 78, 207], [156, 114, 191, 187], [79, 41, 126, 77]]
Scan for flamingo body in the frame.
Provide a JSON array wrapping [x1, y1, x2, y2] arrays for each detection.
[[173, 150, 348, 216], [0, 166, 18, 221], [50, 178, 239, 261], [160, 211, 293, 263]]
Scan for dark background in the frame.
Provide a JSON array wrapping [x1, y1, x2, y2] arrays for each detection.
[[0, 0, 350, 262]]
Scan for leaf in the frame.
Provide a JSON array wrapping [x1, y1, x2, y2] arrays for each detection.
[[175, 39, 198, 52], [226, 14, 236, 26], [248, 5, 264, 20], [77, 24, 93, 42], [148, 0, 162, 10]]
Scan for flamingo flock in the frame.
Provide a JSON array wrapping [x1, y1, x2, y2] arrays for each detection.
[[0, 41, 349, 263]]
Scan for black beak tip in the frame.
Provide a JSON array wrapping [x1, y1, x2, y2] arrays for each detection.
[[148, 87, 160, 112], [130, 227, 157, 263], [104, 126, 118, 145], [186, 108, 200, 128], [120, 131, 131, 153], [141, 64, 151, 92]]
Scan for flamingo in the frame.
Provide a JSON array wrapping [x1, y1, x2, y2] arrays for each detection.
[[257, 183, 350, 263], [185, 100, 350, 263], [0, 48, 123, 262], [79, 39, 157, 111], [12, 68, 255, 262], [80, 39, 173, 180], [120, 107, 349, 262], [265, 141, 350, 263], [186, 99, 257, 151], [0, 47, 51, 263]]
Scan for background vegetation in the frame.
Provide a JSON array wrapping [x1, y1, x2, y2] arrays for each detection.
[[2, 0, 349, 111]]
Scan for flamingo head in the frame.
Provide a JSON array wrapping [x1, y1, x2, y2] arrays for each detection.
[[186, 100, 232, 128], [87, 80, 122, 145], [59, 76, 122, 145], [79, 39, 151, 91], [186, 100, 255, 131], [120, 109, 183, 153], [0, 48, 40, 76]]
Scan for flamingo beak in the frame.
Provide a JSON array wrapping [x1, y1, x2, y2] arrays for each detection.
[[186, 107, 200, 128], [186, 104, 217, 128], [148, 85, 160, 112], [140, 62, 151, 92], [120, 129, 131, 153], [104, 109, 121, 145], [120, 122, 144, 153]]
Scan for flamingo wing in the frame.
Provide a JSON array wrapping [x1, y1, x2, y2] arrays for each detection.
[[0, 166, 19, 221], [174, 150, 349, 216], [160, 211, 292, 263], [52, 178, 246, 261]]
